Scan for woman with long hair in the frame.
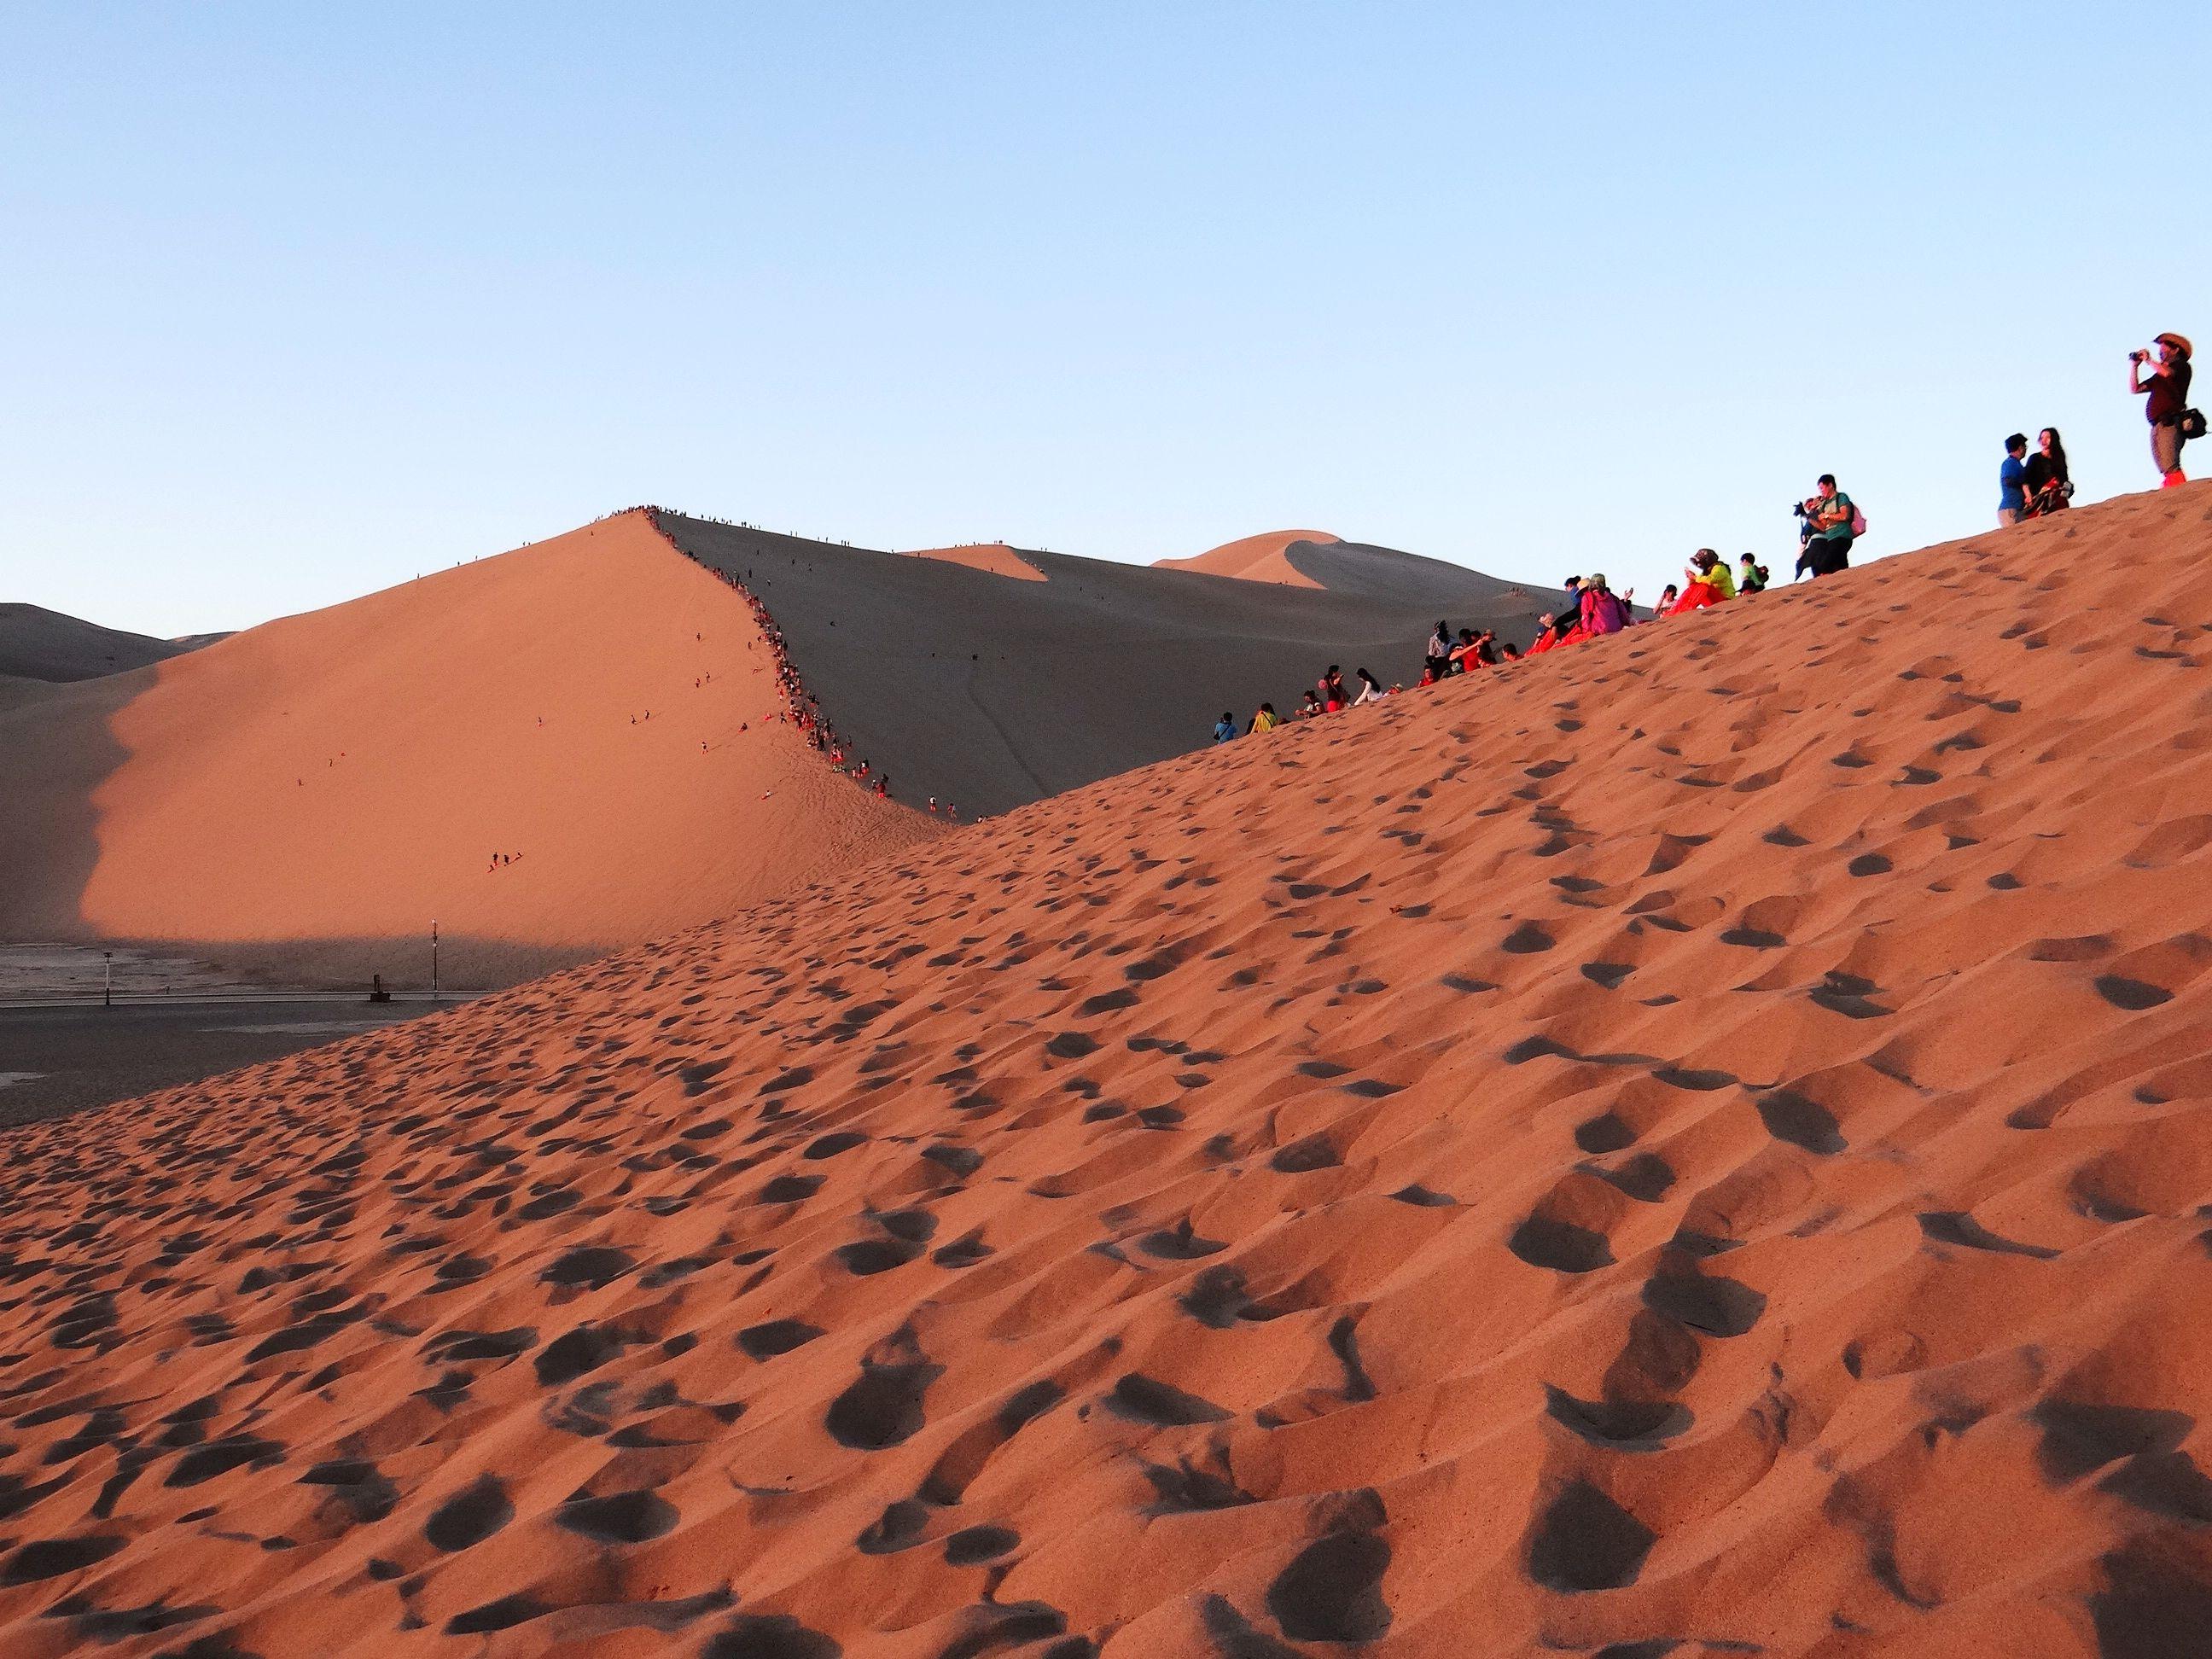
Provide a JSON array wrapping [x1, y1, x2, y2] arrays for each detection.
[[2023, 427, 2072, 515]]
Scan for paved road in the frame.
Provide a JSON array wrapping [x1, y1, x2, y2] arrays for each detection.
[[0, 997, 468, 1130]]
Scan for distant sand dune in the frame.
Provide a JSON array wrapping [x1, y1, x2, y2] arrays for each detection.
[[0, 601, 201, 683], [5, 486, 2211, 1653], [659, 513, 1541, 819], [0, 512, 934, 986], [1153, 527, 1341, 586], [898, 543, 1048, 581]]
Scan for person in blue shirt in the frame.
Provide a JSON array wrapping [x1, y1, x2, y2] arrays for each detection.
[[1998, 434, 2030, 527], [1212, 712, 1237, 744]]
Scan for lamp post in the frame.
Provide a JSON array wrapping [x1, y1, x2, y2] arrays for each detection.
[[102, 951, 113, 1007], [431, 921, 439, 1000]]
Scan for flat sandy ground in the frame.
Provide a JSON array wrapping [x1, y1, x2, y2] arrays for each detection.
[[0, 997, 444, 1128]]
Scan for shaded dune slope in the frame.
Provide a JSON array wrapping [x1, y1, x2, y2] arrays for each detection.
[[7, 488, 2212, 1656], [657, 512, 1543, 818], [0, 602, 199, 684], [0, 512, 934, 986]]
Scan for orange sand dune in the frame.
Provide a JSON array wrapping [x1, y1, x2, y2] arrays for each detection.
[[899, 544, 1048, 582], [0, 511, 934, 985], [8, 487, 2212, 1656], [1154, 529, 1342, 587]]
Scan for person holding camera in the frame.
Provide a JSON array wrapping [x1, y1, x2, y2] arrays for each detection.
[[1796, 474, 1855, 576], [2130, 332, 2193, 487]]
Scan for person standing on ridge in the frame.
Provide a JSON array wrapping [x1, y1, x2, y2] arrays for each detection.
[[1998, 434, 2031, 527], [2131, 332, 2194, 486], [1799, 474, 1856, 576]]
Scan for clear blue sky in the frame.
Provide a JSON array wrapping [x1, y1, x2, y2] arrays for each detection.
[[4, 3, 2205, 637]]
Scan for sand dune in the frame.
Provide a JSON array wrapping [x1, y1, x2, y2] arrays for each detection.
[[1154, 530, 1342, 587], [4, 486, 2210, 1654], [659, 512, 1542, 818], [899, 544, 1048, 582], [0, 512, 934, 987], [0, 602, 201, 683]]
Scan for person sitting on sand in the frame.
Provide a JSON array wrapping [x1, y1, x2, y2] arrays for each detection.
[[1353, 667, 1384, 704], [1213, 712, 1237, 744], [1738, 555, 1770, 593], [1320, 666, 1348, 711], [1448, 628, 1483, 671], [1545, 575, 1586, 643], [2023, 427, 2072, 515], [1426, 622, 1452, 681], [1501, 641, 1522, 661], [1577, 573, 1630, 636], [1248, 702, 1281, 734], [1668, 550, 1735, 614], [1657, 582, 1679, 613], [2131, 331, 2194, 487], [1525, 613, 1560, 655], [1301, 688, 1326, 719]]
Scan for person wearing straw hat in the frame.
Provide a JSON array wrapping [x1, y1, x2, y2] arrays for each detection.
[[2130, 331, 2193, 486]]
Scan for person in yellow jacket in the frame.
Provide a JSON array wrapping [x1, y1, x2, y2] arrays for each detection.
[[1248, 702, 1281, 734]]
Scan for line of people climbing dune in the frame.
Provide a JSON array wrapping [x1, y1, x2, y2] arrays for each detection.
[[637, 508, 960, 819]]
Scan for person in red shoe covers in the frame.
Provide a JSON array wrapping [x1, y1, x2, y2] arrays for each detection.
[[2131, 331, 2196, 487], [1668, 550, 1736, 614]]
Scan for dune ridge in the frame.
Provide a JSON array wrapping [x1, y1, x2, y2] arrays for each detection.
[[899, 544, 1048, 583], [0, 602, 201, 684], [4, 487, 2212, 1654], [1154, 530, 1342, 587]]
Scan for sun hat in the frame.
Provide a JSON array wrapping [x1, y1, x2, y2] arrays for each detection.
[[2157, 332, 2193, 358]]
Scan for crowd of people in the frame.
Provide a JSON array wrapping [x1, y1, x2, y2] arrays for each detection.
[[1214, 326, 2199, 744]]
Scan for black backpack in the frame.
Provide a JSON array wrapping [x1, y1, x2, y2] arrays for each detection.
[[2182, 408, 2208, 443]]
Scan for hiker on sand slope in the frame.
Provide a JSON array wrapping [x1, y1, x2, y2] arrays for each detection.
[[2131, 331, 2195, 487]]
